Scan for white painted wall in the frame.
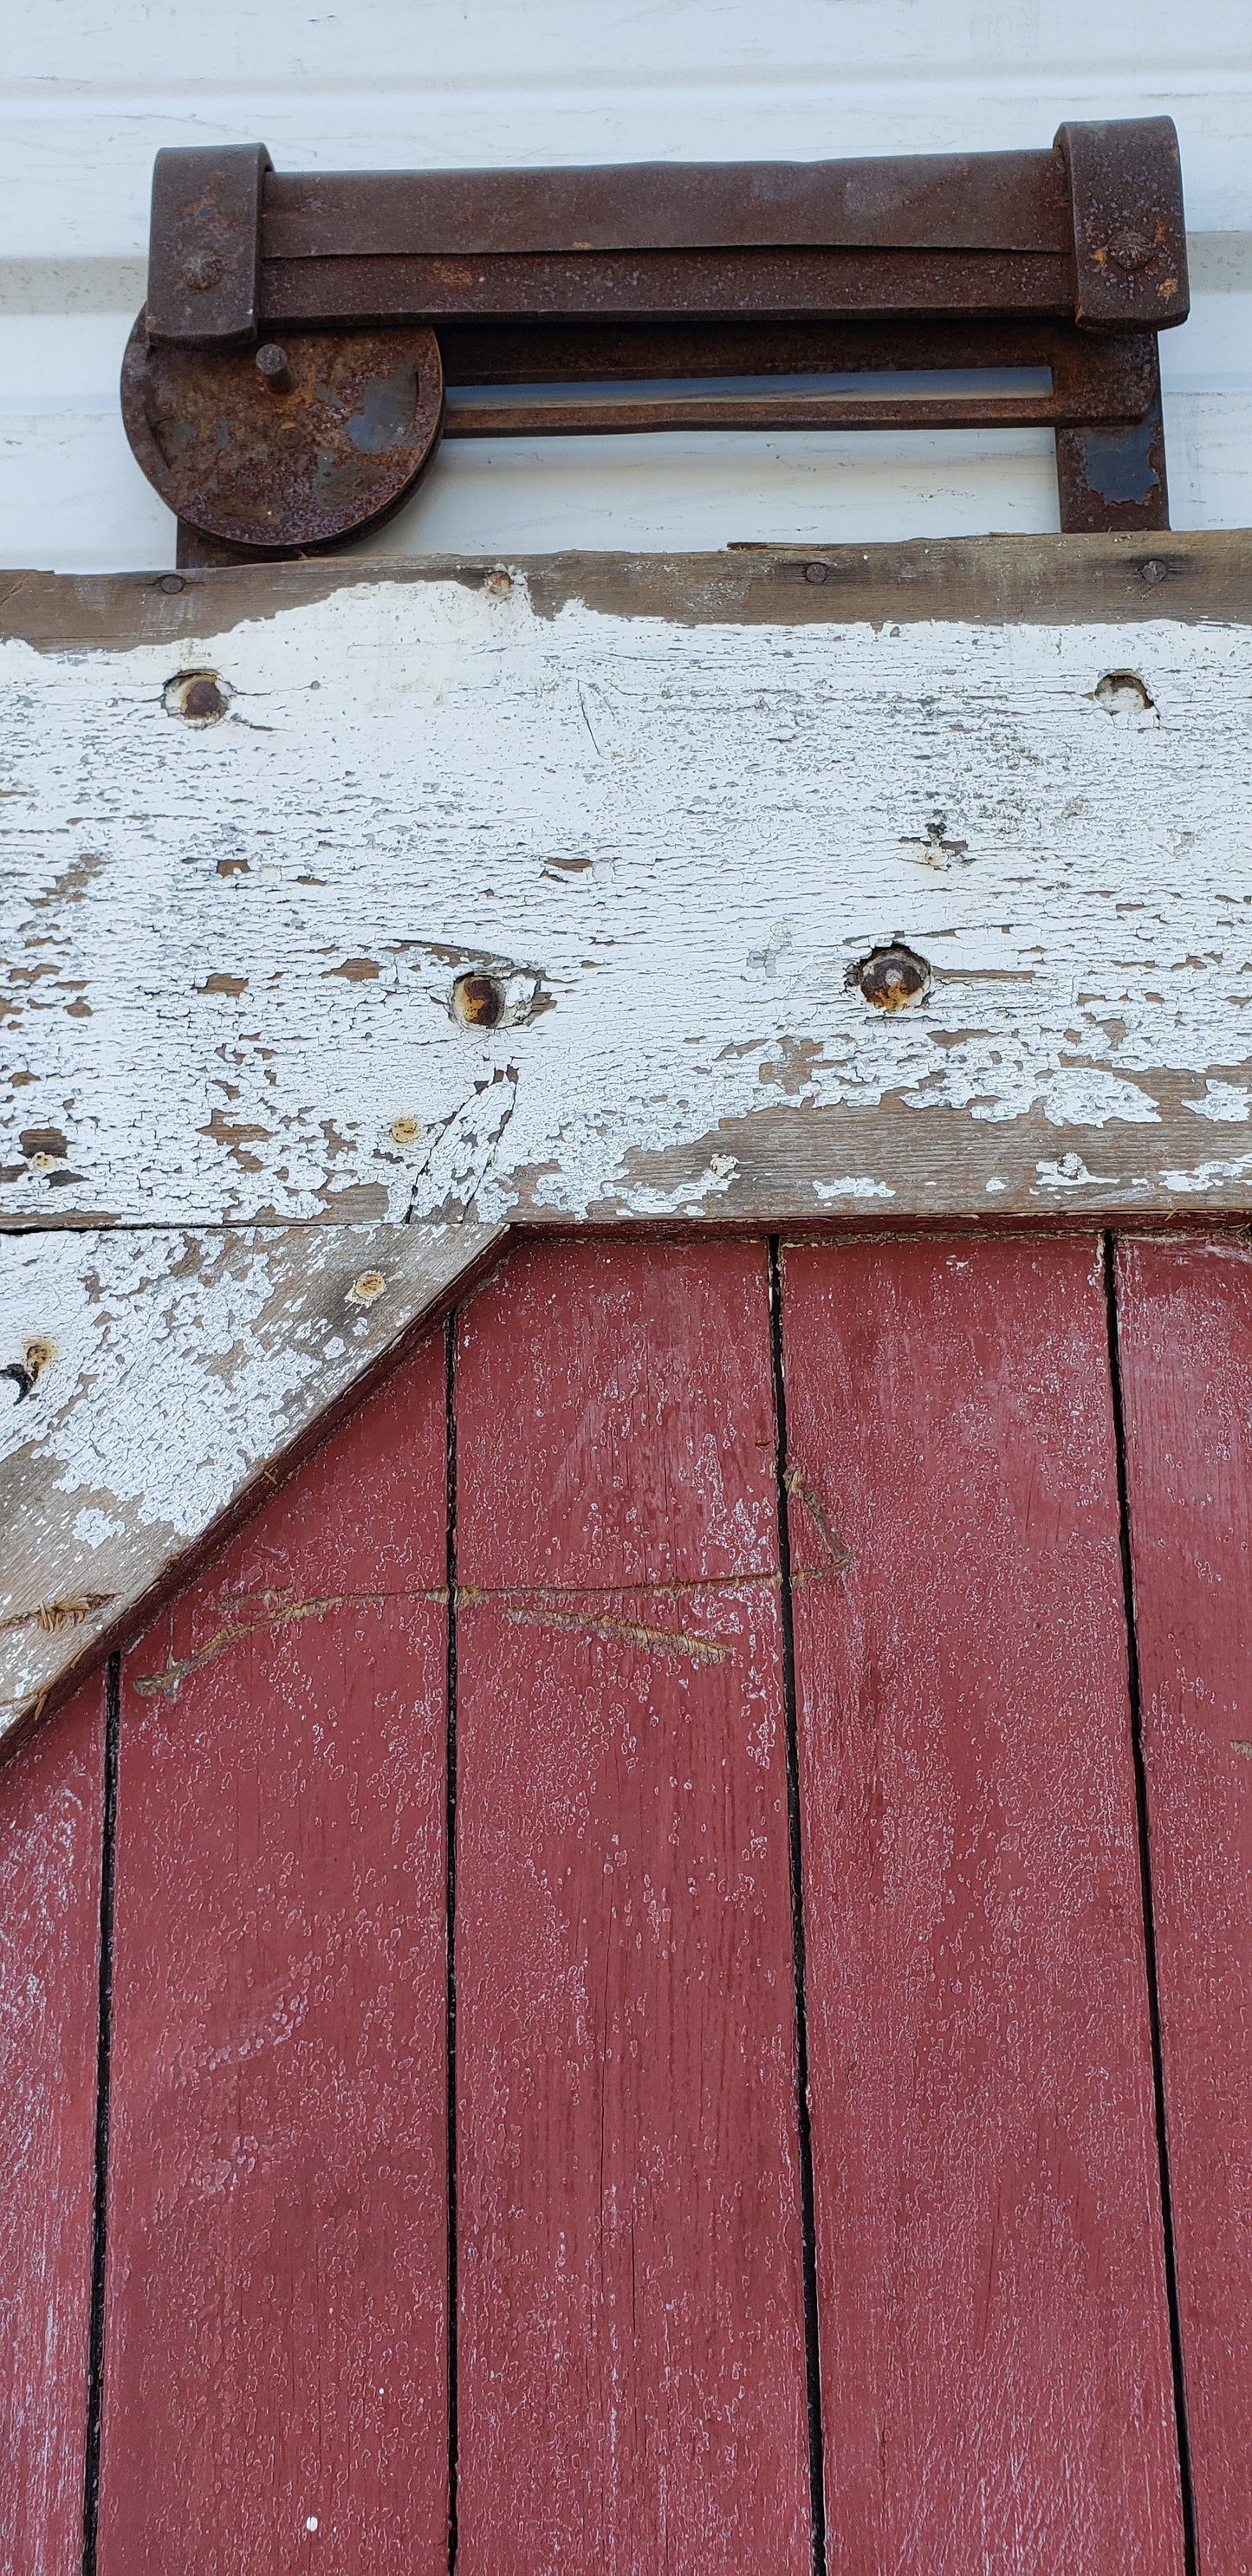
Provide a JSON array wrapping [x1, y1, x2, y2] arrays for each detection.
[[3, 3, 1251, 567]]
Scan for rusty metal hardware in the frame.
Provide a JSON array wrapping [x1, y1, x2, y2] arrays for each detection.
[[121, 119, 1189, 560]]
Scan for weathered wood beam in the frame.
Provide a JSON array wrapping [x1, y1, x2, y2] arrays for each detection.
[[0, 1222, 504, 1742]]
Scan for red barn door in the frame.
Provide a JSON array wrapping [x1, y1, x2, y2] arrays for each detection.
[[3, 1230, 1250, 2573]]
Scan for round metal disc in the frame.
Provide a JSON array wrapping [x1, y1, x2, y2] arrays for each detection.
[[121, 319, 444, 552]]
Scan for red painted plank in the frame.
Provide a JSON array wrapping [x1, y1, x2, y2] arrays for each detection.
[[96, 1340, 450, 2575], [453, 1239, 812, 2575], [0, 1673, 103, 2573], [1116, 1236, 1252, 2573], [782, 1238, 1184, 2573]]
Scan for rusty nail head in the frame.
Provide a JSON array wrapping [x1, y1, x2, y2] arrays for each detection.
[[1139, 557, 1169, 586], [850, 943, 931, 1010], [159, 573, 185, 593], [164, 668, 230, 723], [804, 561, 829, 584], [453, 970, 505, 1028]]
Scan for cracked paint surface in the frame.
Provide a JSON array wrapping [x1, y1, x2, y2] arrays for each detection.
[[3, 574, 1252, 1222], [0, 1219, 503, 1728]]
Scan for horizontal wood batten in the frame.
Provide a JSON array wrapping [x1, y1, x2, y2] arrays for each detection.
[[3, 535, 1252, 1232], [3, 532, 1252, 647]]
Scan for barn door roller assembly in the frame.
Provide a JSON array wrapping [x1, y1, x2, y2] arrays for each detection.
[[120, 117, 1188, 562]]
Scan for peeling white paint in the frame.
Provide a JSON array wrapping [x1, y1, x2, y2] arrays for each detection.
[[0, 1219, 503, 1727], [3, 573, 1252, 1224]]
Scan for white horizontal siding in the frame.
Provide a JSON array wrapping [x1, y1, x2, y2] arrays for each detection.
[[3, 1, 1251, 564]]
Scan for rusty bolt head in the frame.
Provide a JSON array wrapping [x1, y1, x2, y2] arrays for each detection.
[[452, 971, 505, 1029], [159, 574, 185, 594], [256, 342, 293, 395], [848, 944, 931, 1011], [164, 669, 230, 724], [804, 561, 829, 584], [1138, 558, 1169, 587], [1107, 230, 1155, 275], [183, 252, 223, 293]]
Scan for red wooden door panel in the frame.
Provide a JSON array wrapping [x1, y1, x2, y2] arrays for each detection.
[[452, 1239, 812, 2575], [0, 1673, 103, 2576], [96, 1342, 451, 2575], [1116, 1237, 1252, 2574], [782, 1238, 1184, 2573]]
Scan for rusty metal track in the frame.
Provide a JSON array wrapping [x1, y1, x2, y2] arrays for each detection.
[[120, 120, 1190, 558]]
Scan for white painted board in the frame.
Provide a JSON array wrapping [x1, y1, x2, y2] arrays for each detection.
[[4, 553, 1252, 1230]]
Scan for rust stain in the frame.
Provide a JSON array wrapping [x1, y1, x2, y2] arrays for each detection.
[[1, 1592, 116, 1636], [133, 1588, 409, 1694], [786, 1467, 853, 1571], [132, 1570, 791, 1695], [501, 1602, 728, 1663]]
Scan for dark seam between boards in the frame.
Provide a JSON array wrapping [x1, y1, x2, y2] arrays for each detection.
[[769, 1236, 829, 2576], [1104, 1230, 1199, 2576], [80, 1652, 120, 2576], [444, 1314, 461, 2576]]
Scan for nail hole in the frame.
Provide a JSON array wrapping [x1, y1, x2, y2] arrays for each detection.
[[1095, 669, 1155, 717], [847, 943, 932, 1010], [164, 669, 231, 724], [452, 971, 505, 1028]]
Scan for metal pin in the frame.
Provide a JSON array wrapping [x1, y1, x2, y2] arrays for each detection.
[[256, 343, 294, 395]]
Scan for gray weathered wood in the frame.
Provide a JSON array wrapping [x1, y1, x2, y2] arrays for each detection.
[[0, 1221, 503, 1741]]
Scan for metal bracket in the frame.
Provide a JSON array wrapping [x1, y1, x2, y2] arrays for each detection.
[[120, 119, 1189, 559]]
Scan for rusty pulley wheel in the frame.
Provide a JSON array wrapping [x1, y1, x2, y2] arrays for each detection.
[[120, 319, 445, 552]]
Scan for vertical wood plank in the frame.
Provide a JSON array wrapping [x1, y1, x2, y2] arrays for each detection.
[[453, 1238, 811, 2576], [782, 1237, 1184, 2574], [0, 1673, 103, 2575], [1117, 1236, 1252, 2573], [96, 1340, 450, 2575]]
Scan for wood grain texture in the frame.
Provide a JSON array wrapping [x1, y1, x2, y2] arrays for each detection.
[[452, 1237, 811, 2574], [96, 1336, 451, 2574], [782, 1236, 1185, 2572], [0, 1218, 503, 1743], [1116, 1236, 1252, 2575], [3, 549, 1252, 1236], [0, 1671, 102, 2574]]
